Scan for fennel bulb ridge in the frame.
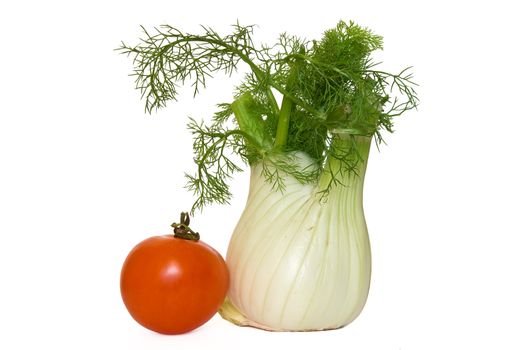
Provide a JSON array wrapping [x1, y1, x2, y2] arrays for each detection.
[[220, 136, 372, 331]]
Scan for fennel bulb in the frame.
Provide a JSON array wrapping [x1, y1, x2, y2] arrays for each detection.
[[220, 136, 372, 331]]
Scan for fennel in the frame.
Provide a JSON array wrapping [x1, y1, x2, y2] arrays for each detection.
[[119, 20, 418, 331]]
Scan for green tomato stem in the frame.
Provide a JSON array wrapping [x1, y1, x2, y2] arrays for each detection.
[[172, 212, 200, 241]]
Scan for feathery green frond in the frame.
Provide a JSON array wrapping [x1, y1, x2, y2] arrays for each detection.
[[119, 20, 418, 211]]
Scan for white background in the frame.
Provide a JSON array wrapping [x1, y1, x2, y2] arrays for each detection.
[[1, 0, 524, 349]]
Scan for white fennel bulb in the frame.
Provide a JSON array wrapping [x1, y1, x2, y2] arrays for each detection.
[[220, 136, 372, 331]]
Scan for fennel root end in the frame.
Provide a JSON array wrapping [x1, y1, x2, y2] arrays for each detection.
[[218, 297, 346, 332]]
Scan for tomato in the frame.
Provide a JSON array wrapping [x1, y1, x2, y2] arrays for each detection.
[[120, 229, 229, 335]]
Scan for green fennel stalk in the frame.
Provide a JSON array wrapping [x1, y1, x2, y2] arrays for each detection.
[[118, 21, 418, 212]]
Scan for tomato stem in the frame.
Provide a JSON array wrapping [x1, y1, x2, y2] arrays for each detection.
[[171, 212, 200, 241]]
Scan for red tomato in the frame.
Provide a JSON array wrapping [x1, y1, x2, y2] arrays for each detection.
[[120, 234, 229, 334]]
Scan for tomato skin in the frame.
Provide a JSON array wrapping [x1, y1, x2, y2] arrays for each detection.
[[120, 235, 229, 334]]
